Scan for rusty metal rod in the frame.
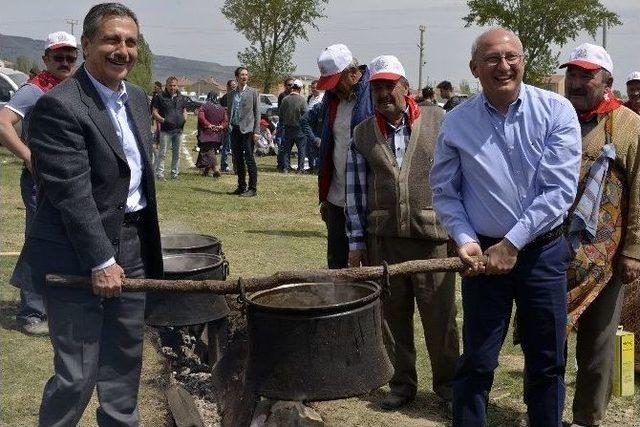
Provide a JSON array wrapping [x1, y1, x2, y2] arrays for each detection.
[[46, 256, 486, 294]]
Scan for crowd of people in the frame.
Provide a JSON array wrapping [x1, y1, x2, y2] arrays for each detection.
[[0, 2, 639, 427]]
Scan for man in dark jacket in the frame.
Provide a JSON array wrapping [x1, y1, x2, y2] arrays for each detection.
[[152, 75, 187, 179], [436, 80, 463, 112], [278, 79, 308, 172], [311, 43, 373, 268]]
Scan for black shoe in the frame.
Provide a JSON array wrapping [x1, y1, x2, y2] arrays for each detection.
[[227, 187, 246, 195], [379, 393, 414, 410], [239, 189, 257, 197]]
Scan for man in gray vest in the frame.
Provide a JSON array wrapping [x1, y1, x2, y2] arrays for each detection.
[[346, 55, 459, 410]]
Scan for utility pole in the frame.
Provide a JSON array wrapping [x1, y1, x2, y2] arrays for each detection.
[[66, 19, 78, 35], [602, 21, 607, 48], [418, 25, 426, 90]]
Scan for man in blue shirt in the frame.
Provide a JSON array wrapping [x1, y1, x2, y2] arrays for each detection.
[[430, 28, 581, 426]]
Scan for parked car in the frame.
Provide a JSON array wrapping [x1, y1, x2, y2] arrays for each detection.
[[259, 93, 278, 117], [0, 66, 28, 108], [184, 95, 205, 113]]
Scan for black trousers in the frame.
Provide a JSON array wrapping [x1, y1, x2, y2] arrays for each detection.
[[325, 201, 348, 269], [231, 127, 257, 191]]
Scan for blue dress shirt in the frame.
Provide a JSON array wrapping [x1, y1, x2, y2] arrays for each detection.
[[430, 84, 581, 250]]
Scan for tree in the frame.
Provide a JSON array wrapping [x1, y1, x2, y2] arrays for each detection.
[[222, 0, 328, 93], [459, 79, 472, 95], [463, 0, 620, 86], [15, 56, 34, 74], [128, 34, 153, 93]]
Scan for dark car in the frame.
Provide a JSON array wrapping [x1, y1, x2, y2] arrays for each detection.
[[184, 95, 205, 113]]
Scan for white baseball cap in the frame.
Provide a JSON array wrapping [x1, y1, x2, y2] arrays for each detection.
[[316, 44, 353, 90], [292, 79, 304, 89], [369, 55, 406, 82], [560, 42, 613, 74], [46, 31, 78, 51], [626, 71, 640, 83]]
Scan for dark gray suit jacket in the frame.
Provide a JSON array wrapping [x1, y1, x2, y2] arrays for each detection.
[[229, 85, 260, 135], [24, 65, 162, 278]]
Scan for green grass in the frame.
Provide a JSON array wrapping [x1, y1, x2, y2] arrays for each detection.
[[1, 116, 637, 426]]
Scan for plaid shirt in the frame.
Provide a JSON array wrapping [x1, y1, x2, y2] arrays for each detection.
[[345, 112, 411, 250]]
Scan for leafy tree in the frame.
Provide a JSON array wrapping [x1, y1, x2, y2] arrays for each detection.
[[222, 0, 328, 93], [127, 34, 153, 93], [459, 79, 472, 95], [464, 0, 620, 86], [15, 56, 34, 74]]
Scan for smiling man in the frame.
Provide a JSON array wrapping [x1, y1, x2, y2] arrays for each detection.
[[20, 3, 163, 425], [625, 71, 640, 115], [430, 27, 581, 426], [346, 55, 459, 411], [560, 43, 640, 427], [0, 30, 77, 336]]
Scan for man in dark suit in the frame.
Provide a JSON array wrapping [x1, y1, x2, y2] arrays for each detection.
[[22, 3, 162, 425], [227, 66, 260, 197]]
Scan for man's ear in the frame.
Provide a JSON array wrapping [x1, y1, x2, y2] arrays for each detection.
[[469, 60, 479, 78]]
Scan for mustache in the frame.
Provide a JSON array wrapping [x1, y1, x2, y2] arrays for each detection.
[[109, 54, 131, 63], [568, 89, 587, 96], [57, 66, 71, 72]]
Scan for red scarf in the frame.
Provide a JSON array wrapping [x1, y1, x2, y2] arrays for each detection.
[[577, 88, 622, 122], [28, 70, 62, 93], [374, 95, 421, 139]]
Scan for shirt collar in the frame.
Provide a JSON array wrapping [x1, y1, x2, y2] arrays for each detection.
[[85, 66, 128, 106], [481, 83, 525, 116]]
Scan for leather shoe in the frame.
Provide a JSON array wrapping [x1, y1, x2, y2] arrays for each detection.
[[227, 187, 246, 195], [239, 189, 257, 197], [379, 393, 414, 410]]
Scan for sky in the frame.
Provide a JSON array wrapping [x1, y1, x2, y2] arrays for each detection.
[[2, 0, 638, 92]]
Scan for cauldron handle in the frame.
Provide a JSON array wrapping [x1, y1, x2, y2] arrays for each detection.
[[380, 261, 392, 299], [236, 277, 248, 313], [222, 259, 230, 279]]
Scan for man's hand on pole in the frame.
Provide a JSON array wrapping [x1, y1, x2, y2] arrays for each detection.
[[457, 242, 485, 277], [92, 263, 125, 297], [484, 239, 518, 275]]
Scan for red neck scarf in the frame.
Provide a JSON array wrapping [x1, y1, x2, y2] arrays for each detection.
[[375, 95, 421, 139], [28, 70, 63, 93], [577, 88, 622, 122]]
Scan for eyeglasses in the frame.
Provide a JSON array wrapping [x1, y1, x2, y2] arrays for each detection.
[[52, 54, 78, 64], [482, 53, 523, 67]]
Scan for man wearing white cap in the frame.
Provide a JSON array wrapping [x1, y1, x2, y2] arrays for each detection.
[[347, 55, 459, 410], [278, 79, 308, 172], [624, 71, 640, 115], [560, 42, 640, 427], [0, 30, 78, 335], [313, 43, 373, 268]]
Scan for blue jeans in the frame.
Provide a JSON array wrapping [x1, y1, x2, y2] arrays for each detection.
[[13, 169, 46, 322], [453, 234, 570, 427], [155, 131, 182, 177], [282, 126, 306, 171], [220, 128, 232, 171]]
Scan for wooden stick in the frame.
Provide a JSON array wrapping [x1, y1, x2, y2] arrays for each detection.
[[47, 256, 485, 295]]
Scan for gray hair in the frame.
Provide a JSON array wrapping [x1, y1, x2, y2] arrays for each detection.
[[82, 3, 139, 41], [471, 27, 522, 59]]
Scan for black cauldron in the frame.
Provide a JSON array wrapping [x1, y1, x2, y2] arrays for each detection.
[[161, 233, 222, 256], [145, 253, 230, 326], [244, 281, 393, 401]]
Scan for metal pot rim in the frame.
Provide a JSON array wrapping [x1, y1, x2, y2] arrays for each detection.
[[162, 253, 224, 275], [160, 233, 221, 251], [245, 281, 381, 314]]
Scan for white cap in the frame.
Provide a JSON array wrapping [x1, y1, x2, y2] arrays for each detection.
[[316, 44, 353, 90], [560, 42, 613, 74], [292, 79, 303, 89], [46, 31, 77, 51], [369, 55, 406, 82], [626, 71, 640, 83]]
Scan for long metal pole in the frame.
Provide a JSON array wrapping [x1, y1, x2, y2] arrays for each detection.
[[602, 21, 607, 49], [418, 25, 426, 90]]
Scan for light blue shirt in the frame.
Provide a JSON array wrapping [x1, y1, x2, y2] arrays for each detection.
[[430, 84, 581, 250], [86, 69, 146, 271]]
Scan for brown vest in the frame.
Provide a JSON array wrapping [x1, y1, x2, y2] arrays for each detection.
[[353, 105, 448, 242]]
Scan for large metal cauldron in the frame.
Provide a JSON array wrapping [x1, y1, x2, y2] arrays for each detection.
[[145, 253, 230, 326], [161, 233, 222, 256], [245, 281, 393, 401]]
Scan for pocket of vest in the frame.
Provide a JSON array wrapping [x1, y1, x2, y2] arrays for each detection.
[[415, 209, 449, 242], [366, 209, 390, 234]]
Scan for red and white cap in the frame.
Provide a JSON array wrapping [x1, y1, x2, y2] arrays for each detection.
[[316, 44, 353, 91], [46, 31, 77, 51], [560, 42, 613, 74], [626, 71, 640, 83], [369, 55, 405, 82]]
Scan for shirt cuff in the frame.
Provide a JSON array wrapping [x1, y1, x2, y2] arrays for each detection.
[[504, 224, 530, 251], [92, 257, 116, 272], [452, 231, 479, 248]]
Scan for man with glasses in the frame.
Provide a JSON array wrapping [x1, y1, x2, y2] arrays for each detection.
[[0, 30, 78, 336], [431, 27, 581, 425]]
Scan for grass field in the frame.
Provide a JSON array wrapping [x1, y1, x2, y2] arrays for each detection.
[[1, 116, 637, 426]]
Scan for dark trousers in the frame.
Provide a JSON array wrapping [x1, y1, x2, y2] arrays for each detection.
[[38, 218, 152, 427], [12, 168, 47, 322], [368, 237, 459, 401], [453, 235, 570, 427], [220, 128, 232, 171], [231, 127, 257, 191], [573, 276, 625, 425], [325, 201, 349, 269], [281, 125, 306, 171]]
